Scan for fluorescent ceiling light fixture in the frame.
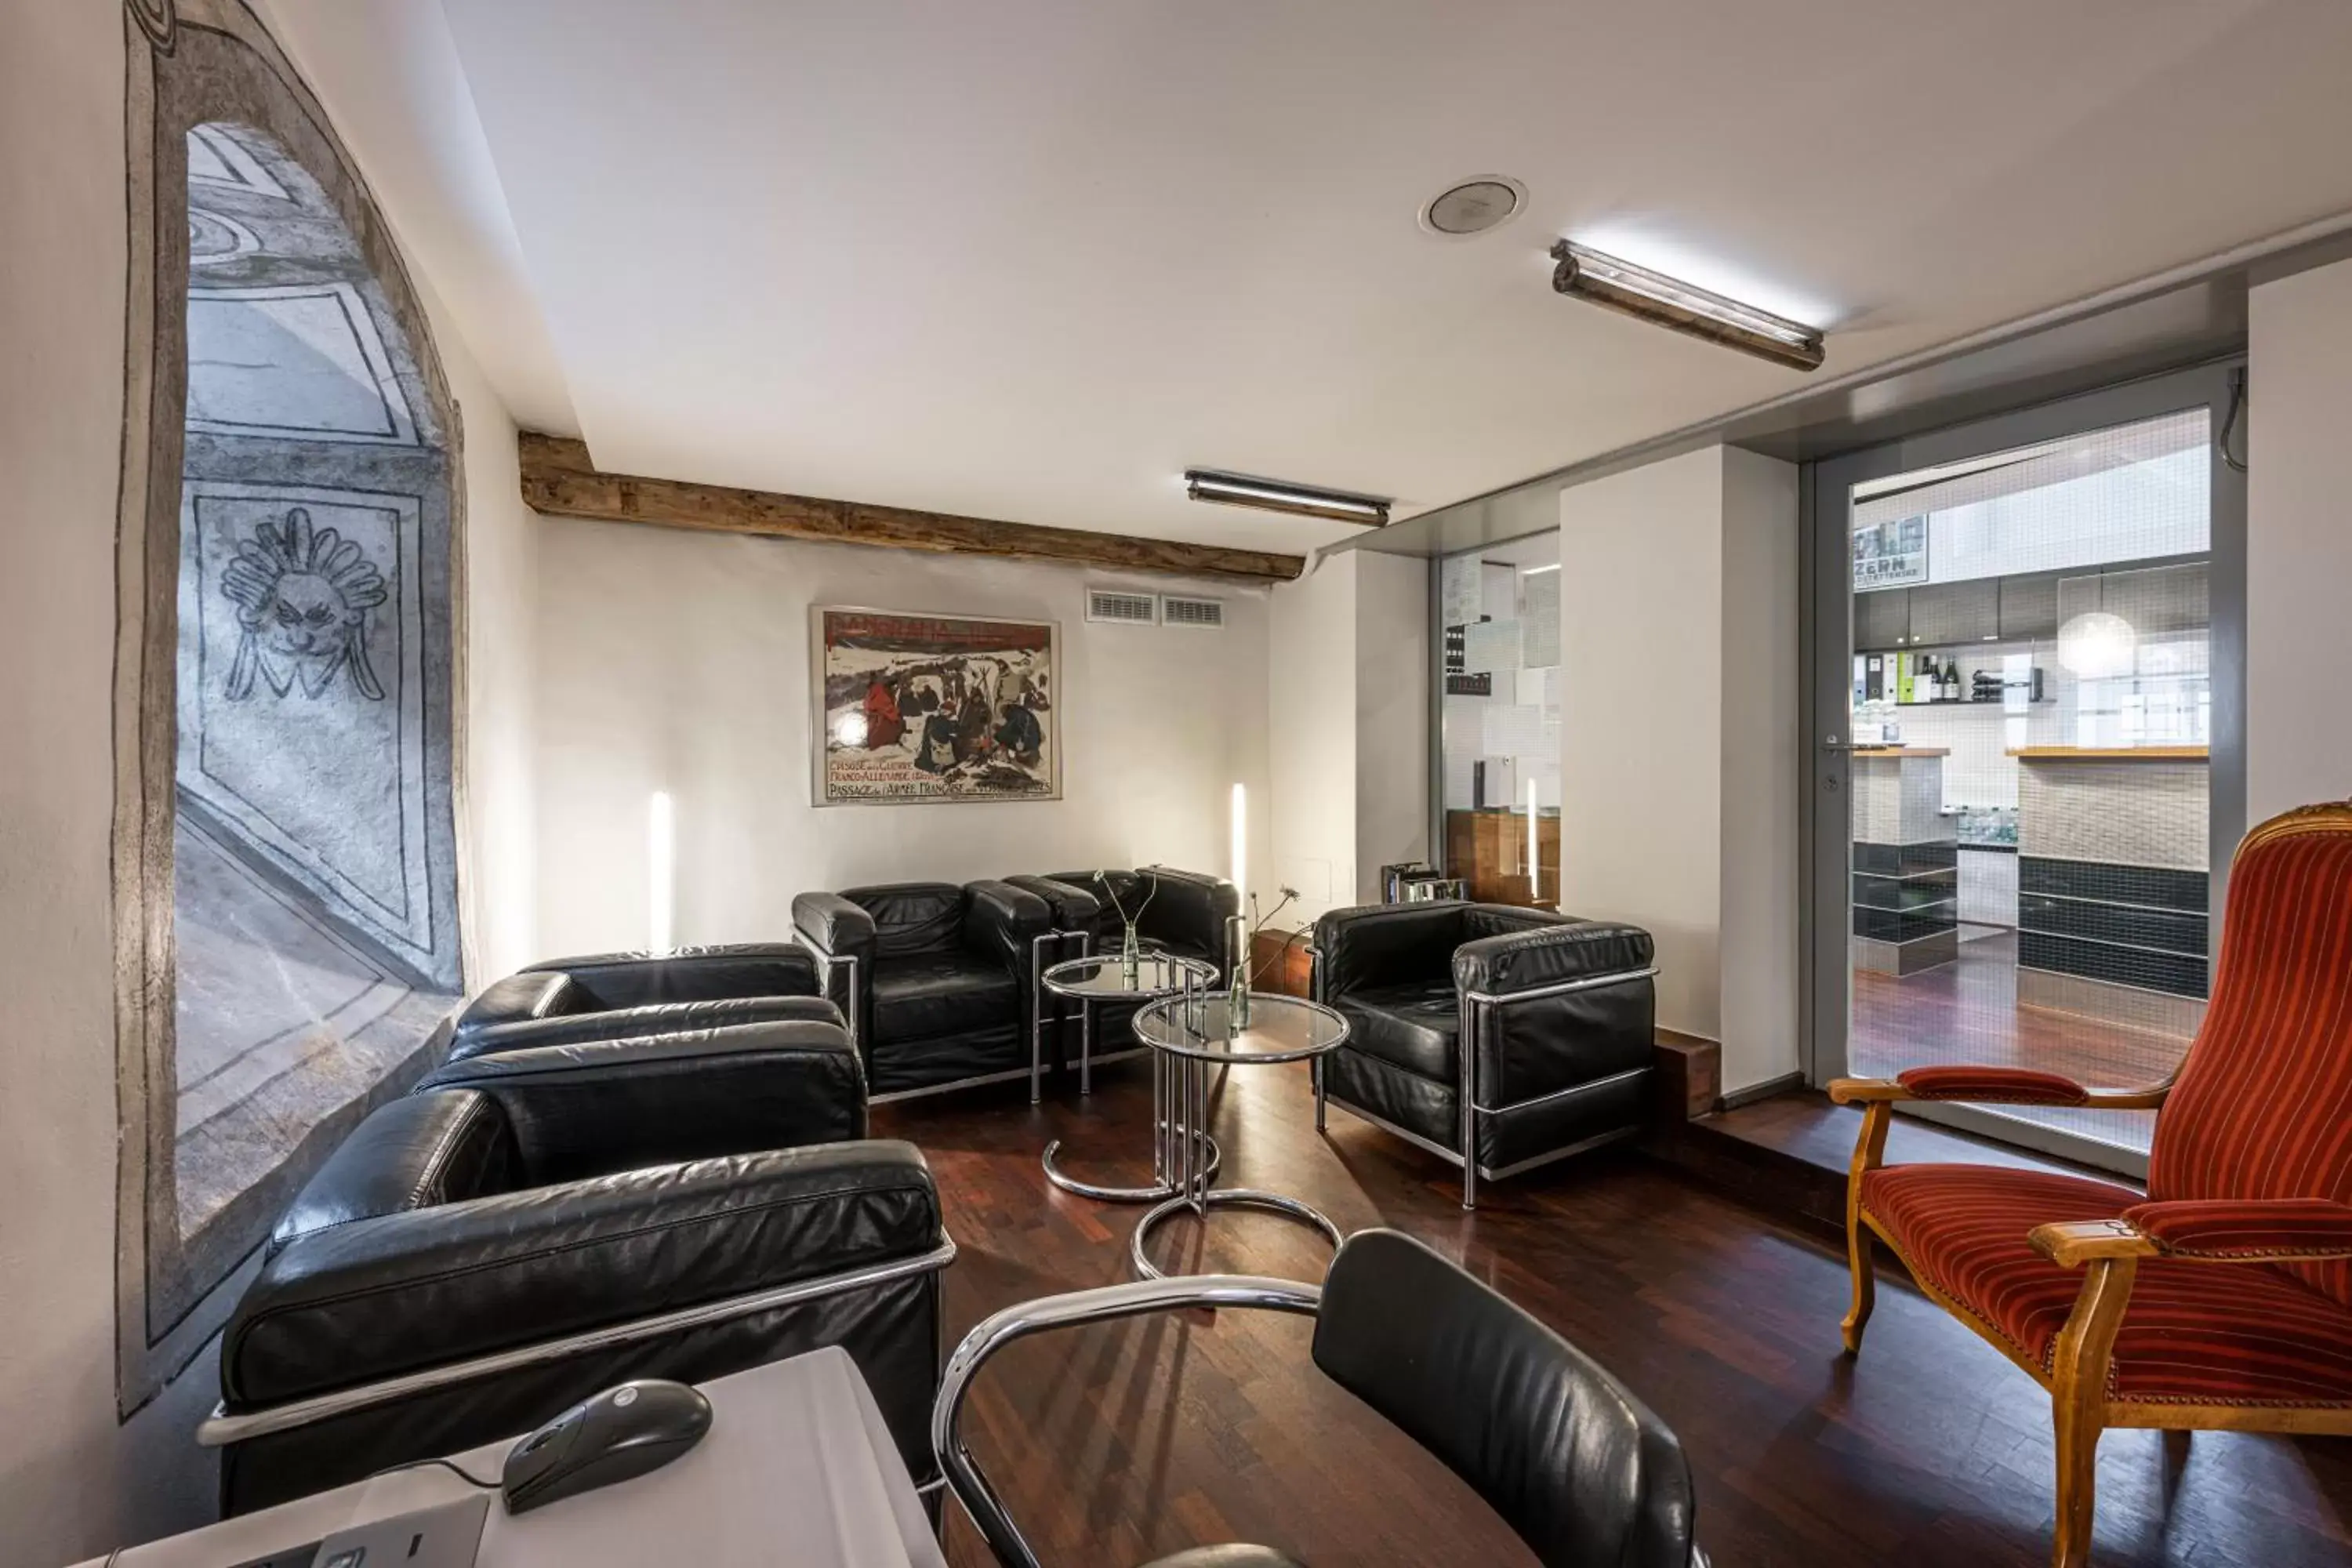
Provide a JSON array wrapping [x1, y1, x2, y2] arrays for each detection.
[[1549, 241, 1825, 372], [1185, 470, 1392, 527], [1519, 561, 1562, 576]]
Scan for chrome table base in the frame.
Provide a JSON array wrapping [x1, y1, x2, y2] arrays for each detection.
[[1042, 1036, 1221, 1202]]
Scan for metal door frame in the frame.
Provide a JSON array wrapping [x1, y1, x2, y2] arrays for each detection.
[[1799, 358, 2247, 1176]]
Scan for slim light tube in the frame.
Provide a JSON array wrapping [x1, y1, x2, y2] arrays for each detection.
[[1550, 241, 1825, 372], [1520, 561, 1562, 576], [1185, 470, 1392, 527], [648, 789, 675, 955], [1230, 782, 1247, 906], [1525, 777, 1540, 902]]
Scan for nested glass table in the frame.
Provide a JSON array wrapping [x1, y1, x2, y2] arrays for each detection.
[[1039, 952, 1223, 1201], [1123, 991, 1351, 1279]]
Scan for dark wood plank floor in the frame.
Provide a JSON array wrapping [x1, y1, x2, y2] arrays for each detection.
[[1853, 931, 2176, 1152], [876, 1056, 2352, 1568]]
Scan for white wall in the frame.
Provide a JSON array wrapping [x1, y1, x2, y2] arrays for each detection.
[[1269, 554, 1359, 921], [0, 4, 223, 1557], [528, 520, 1270, 956], [1559, 450, 1726, 1040], [1267, 551, 1429, 927], [1718, 448, 1803, 1097], [1557, 445, 1801, 1094], [444, 320, 539, 980], [2249, 255, 2352, 821], [1352, 551, 1431, 904]]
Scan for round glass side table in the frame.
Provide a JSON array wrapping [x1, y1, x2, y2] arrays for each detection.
[[1039, 952, 1222, 1203], [1125, 991, 1351, 1280]]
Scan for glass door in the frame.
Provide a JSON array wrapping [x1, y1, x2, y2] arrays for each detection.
[[1433, 534, 1561, 908], [1806, 364, 2245, 1174]]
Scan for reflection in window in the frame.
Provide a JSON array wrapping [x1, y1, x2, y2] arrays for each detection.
[[1437, 537, 1560, 906]]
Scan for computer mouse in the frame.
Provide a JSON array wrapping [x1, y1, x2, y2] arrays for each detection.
[[500, 1378, 713, 1516]]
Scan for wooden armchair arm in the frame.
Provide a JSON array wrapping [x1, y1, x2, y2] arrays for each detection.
[[1828, 1068, 2169, 1111], [2030, 1219, 2164, 1267], [2031, 1200, 2352, 1268]]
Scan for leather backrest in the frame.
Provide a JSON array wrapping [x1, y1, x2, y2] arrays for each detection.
[[1137, 866, 1240, 956], [1312, 902, 1468, 998], [1312, 1229, 1697, 1568], [451, 971, 577, 1044], [268, 1091, 517, 1259], [225, 1139, 940, 1410], [2149, 804, 2352, 1305], [423, 1019, 867, 1182], [525, 944, 821, 1008], [844, 882, 967, 959]]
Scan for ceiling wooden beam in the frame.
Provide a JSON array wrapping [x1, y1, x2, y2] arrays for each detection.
[[517, 434, 1303, 583]]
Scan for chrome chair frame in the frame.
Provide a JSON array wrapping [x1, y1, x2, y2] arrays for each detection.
[[1308, 943, 1660, 1208], [934, 1269, 1711, 1568], [934, 1273, 1323, 1568]]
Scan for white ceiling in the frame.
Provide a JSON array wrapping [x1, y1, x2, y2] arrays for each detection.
[[274, 0, 2352, 554]]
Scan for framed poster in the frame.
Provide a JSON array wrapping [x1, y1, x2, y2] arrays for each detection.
[[812, 606, 1060, 805], [1852, 514, 1929, 590]]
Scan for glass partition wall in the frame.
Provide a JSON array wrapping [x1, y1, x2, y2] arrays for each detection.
[[1810, 366, 2245, 1173], [1433, 532, 1561, 908]]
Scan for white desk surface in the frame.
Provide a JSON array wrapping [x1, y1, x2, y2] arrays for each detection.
[[81, 1347, 947, 1568]]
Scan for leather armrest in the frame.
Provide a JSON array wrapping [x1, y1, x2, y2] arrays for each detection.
[[1895, 1065, 2090, 1105], [1004, 874, 1102, 931], [1454, 919, 1653, 998], [269, 1091, 517, 1259], [445, 995, 845, 1064], [416, 1020, 867, 1178], [524, 945, 823, 1007], [2121, 1198, 2352, 1261], [451, 972, 575, 1045], [964, 879, 1053, 978], [793, 892, 879, 962], [1312, 902, 1465, 999], [223, 1139, 941, 1410]]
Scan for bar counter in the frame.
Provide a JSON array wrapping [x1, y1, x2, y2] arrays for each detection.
[[2009, 746, 2209, 1036]]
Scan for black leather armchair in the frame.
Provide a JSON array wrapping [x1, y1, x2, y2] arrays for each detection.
[[1004, 867, 1240, 1084], [936, 1228, 1704, 1568], [792, 880, 1053, 1099], [1311, 902, 1657, 1207], [448, 943, 834, 1064], [203, 1018, 952, 1515]]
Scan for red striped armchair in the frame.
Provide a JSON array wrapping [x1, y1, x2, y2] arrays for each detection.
[[1830, 800, 2352, 1568]]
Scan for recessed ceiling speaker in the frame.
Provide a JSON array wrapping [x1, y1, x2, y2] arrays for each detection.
[[1420, 176, 1526, 238]]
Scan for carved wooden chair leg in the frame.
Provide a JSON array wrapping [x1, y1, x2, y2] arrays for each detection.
[[1841, 1102, 1892, 1355], [2049, 1258, 2136, 1568]]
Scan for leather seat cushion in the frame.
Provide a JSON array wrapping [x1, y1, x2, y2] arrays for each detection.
[[1336, 979, 1459, 1081], [1134, 1549, 1305, 1568], [1864, 1163, 2352, 1405], [871, 954, 1017, 1040]]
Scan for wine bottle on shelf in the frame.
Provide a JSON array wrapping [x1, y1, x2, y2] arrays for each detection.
[[1943, 658, 1961, 702]]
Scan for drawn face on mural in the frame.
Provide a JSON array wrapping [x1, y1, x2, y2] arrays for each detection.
[[258, 568, 364, 659], [221, 506, 389, 700]]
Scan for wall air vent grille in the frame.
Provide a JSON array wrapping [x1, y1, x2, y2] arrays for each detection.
[[1087, 589, 1158, 626], [1162, 595, 1225, 629]]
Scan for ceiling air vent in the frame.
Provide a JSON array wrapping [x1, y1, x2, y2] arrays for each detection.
[[1087, 589, 1158, 626], [1161, 594, 1225, 629]]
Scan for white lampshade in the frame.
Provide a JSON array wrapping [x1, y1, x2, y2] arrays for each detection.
[[2057, 611, 2136, 679]]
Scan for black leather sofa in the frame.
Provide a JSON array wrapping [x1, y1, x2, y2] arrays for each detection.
[[1004, 867, 1240, 1081], [791, 880, 1053, 1099], [1311, 902, 1657, 1208], [448, 942, 833, 1064], [205, 1018, 952, 1514]]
